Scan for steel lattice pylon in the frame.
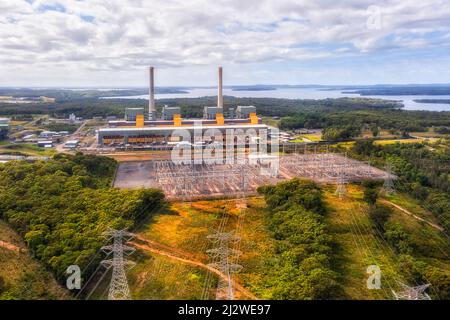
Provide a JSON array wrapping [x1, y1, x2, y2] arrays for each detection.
[[207, 231, 242, 300], [392, 282, 431, 300], [382, 163, 396, 195], [101, 229, 136, 300], [335, 168, 347, 199]]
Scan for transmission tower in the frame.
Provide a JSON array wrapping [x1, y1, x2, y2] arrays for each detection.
[[382, 162, 396, 195], [101, 229, 136, 300], [392, 282, 431, 300], [335, 168, 347, 199], [207, 231, 242, 300]]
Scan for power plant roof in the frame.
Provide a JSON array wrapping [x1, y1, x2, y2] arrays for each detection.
[[98, 123, 269, 133]]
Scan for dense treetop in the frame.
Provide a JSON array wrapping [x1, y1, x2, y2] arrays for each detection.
[[257, 179, 341, 299]]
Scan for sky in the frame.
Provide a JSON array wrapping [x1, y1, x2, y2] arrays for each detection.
[[1, 0, 450, 87]]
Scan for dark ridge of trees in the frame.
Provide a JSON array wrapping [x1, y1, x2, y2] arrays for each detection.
[[44, 123, 80, 133], [257, 179, 341, 299], [280, 110, 450, 133], [322, 125, 361, 141], [1, 96, 401, 118]]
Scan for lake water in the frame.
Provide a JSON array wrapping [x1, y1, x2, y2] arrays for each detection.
[[102, 87, 450, 111]]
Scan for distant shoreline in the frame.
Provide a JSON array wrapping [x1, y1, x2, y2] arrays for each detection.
[[232, 88, 277, 91], [413, 99, 450, 104], [343, 87, 450, 96]]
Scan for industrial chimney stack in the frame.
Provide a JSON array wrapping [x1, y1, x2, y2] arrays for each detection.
[[149, 66, 156, 120], [218, 66, 223, 110]]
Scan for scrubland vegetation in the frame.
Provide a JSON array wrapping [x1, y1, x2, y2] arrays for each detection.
[[351, 140, 450, 234], [0, 154, 165, 298]]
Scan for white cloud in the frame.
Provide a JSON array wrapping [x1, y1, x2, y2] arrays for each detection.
[[0, 0, 450, 85]]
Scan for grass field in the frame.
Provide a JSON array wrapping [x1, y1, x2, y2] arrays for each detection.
[[291, 132, 323, 142], [387, 206, 450, 263], [126, 199, 274, 300], [324, 184, 450, 299], [324, 185, 399, 299], [0, 143, 56, 157], [0, 220, 69, 300], [383, 192, 440, 224], [302, 133, 322, 142], [261, 117, 280, 128], [127, 200, 232, 299], [361, 130, 398, 139], [410, 131, 450, 139], [129, 253, 208, 300], [123, 186, 450, 300], [336, 138, 425, 149], [102, 150, 173, 162], [373, 138, 423, 145], [336, 141, 355, 149], [9, 120, 28, 126]]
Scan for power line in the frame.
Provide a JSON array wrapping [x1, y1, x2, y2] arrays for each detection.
[[78, 201, 164, 299], [346, 203, 393, 298], [206, 230, 242, 300], [335, 167, 347, 200], [201, 214, 230, 300], [381, 162, 396, 195], [101, 228, 136, 300], [392, 282, 431, 300]]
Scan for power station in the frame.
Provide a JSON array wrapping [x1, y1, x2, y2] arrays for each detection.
[[97, 67, 270, 146]]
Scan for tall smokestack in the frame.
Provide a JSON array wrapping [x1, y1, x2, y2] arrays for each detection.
[[149, 66, 156, 120], [217, 66, 223, 109]]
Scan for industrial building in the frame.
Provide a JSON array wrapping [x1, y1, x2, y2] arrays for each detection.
[[97, 67, 271, 146], [64, 140, 79, 149], [0, 118, 10, 140], [37, 140, 53, 148], [161, 106, 181, 120], [124, 108, 145, 121]]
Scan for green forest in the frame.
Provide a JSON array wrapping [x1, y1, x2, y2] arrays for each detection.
[[0, 154, 165, 292], [351, 141, 450, 234], [257, 179, 341, 299], [280, 109, 450, 133], [360, 180, 450, 299]]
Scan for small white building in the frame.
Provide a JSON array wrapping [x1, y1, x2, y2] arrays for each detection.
[[39, 131, 58, 138], [37, 140, 53, 148], [64, 140, 79, 149]]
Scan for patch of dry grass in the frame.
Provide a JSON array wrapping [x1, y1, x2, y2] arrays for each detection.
[[129, 198, 276, 299], [374, 138, 422, 145], [128, 185, 450, 300], [0, 220, 69, 300], [324, 185, 402, 299]]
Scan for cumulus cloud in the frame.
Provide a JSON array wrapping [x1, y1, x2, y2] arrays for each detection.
[[0, 0, 450, 85]]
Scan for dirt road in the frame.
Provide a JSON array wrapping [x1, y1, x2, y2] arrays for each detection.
[[380, 199, 445, 233], [0, 240, 23, 252], [130, 236, 258, 300]]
